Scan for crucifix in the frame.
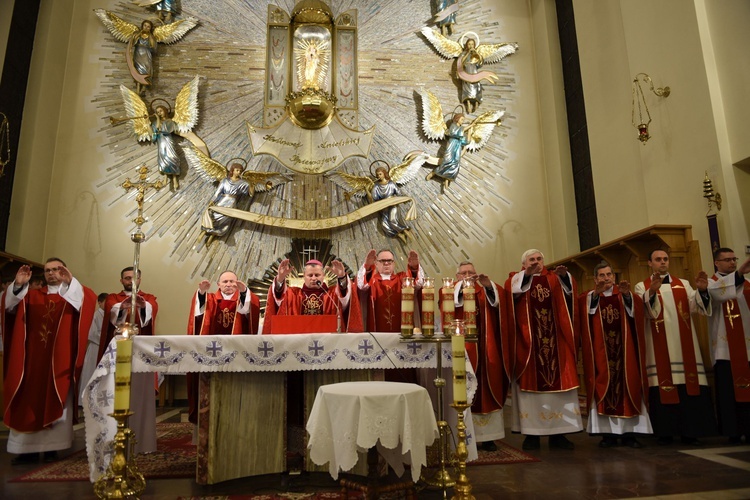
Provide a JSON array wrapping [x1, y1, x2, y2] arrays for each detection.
[[121, 165, 165, 329]]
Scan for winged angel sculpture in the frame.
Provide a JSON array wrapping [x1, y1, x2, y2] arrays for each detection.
[[421, 28, 518, 114], [328, 154, 429, 243], [94, 9, 198, 94], [183, 146, 292, 245], [114, 76, 205, 190], [418, 89, 504, 190]]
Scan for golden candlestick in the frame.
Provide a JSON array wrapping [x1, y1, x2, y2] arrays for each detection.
[[93, 410, 145, 499], [450, 402, 474, 500]]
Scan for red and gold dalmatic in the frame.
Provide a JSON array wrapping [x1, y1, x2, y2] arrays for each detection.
[[2, 285, 96, 432], [454, 283, 507, 414], [362, 269, 419, 333], [504, 269, 579, 392], [579, 289, 648, 417], [262, 283, 363, 334]]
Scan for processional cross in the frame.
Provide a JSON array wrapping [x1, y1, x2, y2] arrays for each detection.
[[121, 165, 164, 327]]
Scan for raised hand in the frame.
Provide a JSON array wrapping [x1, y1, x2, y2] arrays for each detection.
[[554, 265, 568, 277], [198, 279, 211, 294], [477, 273, 492, 288], [364, 250, 377, 268], [648, 273, 663, 294], [408, 250, 419, 271], [328, 259, 346, 278], [618, 280, 631, 296], [236, 280, 248, 293], [14, 265, 32, 287], [695, 271, 709, 292], [57, 265, 73, 285], [277, 259, 293, 283]]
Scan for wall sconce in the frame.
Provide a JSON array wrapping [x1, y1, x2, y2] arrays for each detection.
[[631, 73, 670, 144], [703, 171, 721, 212]]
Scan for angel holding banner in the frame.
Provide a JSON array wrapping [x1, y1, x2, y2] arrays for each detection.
[[418, 89, 504, 190], [421, 28, 518, 114], [95, 9, 198, 94], [183, 146, 292, 245], [328, 155, 427, 243], [112, 76, 205, 190]]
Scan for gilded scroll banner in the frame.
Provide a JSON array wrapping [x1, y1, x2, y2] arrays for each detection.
[[209, 195, 415, 231], [246, 116, 374, 174]]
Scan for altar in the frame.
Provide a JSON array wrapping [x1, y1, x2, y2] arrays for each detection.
[[83, 333, 475, 484]]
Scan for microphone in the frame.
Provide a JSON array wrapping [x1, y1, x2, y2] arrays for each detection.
[[316, 279, 340, 332], [315, 279, 328, 290]]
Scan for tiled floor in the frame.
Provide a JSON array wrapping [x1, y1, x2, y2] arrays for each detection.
[[2, 407, 750, 499]]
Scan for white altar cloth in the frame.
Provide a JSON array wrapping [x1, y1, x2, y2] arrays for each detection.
[[84, 333, 475, 482], [307, 381, 439, 483]]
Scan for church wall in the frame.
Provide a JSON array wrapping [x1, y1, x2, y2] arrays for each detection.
[[0, 0, 13, 67], [6, 0, 577, 332], [574, 0, 748, 272]]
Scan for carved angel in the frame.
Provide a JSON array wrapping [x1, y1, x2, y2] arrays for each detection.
[[113, 76, 205, 190], [421, 28, 518, 113], [418, 89, 504, 190], [328, 154, 428, 243], [94, 9, 198, 93], [183, 146, 292, 243]]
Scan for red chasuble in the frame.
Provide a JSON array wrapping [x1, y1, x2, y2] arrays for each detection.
[[503, 269, 579, 393], [97, 290, 159, 362], [454, 283, 508, 414], [262, 282, 363, 334], [712, 275, 750, 402], [2, 285, 96, 432], [579, 289, 647, 418], [361, 269, 419, 333]]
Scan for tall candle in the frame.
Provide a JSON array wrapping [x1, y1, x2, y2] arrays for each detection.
[[451, 320, 467, 403], [421, 277, 435, 338], [401, 276, 415, 338], [114, 336, 133, 411], [441, 278, 454, 333], [462, 279, 477, 338]]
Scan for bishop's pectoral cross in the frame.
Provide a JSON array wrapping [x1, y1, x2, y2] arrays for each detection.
[[121, 165, 164, 327]]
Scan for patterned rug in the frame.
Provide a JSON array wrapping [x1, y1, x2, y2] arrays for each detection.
[[470, 441, 540, 466], [10, 422, 195, 483]]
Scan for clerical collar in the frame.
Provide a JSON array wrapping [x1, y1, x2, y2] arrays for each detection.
[[47, 284, 60, 294], [221, 291, 235, 300], [380, 273, 393, 280], [122, 290, 133, 296]]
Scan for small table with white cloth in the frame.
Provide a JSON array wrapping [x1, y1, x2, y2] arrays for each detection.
[[307, 381, 439, 496]]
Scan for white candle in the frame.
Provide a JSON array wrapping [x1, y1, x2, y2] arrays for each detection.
[[421, 277, 435, 337], [451, 327, 467, 403], [401, 277, 415, 337], [114, 336, 133, 411], [441, 278, 454, 333]]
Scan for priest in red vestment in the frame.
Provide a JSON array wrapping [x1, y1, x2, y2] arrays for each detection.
[[263, 259, 363, 334], [356, 249, 423, 332], [579, 262, 650, 449], [453, 261, 507, 451], [2, 258, 96, 465], [97, 267, 158, 362], [97, 266, 159, 453], [706, 249, 750, 444], [504, 249, 582, 450], [187, 270, 260, 423]]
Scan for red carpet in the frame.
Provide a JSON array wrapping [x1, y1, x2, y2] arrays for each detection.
[[11, 422, 195, 483], [470, 441, 540, 466]]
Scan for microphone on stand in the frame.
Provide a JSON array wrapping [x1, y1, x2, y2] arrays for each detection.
[[318, 279, 343, 333]]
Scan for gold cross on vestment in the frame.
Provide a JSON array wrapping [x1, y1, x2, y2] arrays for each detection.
[[652, 318, 664, 333], [724, 301, 741, 329], [122, 165, 165, 242]]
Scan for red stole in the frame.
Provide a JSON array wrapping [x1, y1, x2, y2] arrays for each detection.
[[712, 275, 750, 402], [262, 284, 363, 334], [644, 276, 701, 404], [505, 269, 579, 392], [454, 283, 507, 413], [187, 290, 260, 336], [579, 290, 645, 418], [98, 290, 159, 362], [3, 286, 96, 432]]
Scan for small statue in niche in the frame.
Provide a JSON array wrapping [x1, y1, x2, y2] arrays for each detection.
[[94, 9, 198, 94], [328, 154, 428, 243], [295, 38, 330, 91], [421, 28, 518, 114], [433, 0, 459, 36], [183, 146, 292, 245], [417, 89, 504, 191], [112, 76, 205, 190], [134, 0, 180, 24]]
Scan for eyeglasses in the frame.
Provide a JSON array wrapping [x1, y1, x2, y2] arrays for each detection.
[[44, 267, 61, 274], [377, 259, 394, 264], [716, 257, 738, 263]]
